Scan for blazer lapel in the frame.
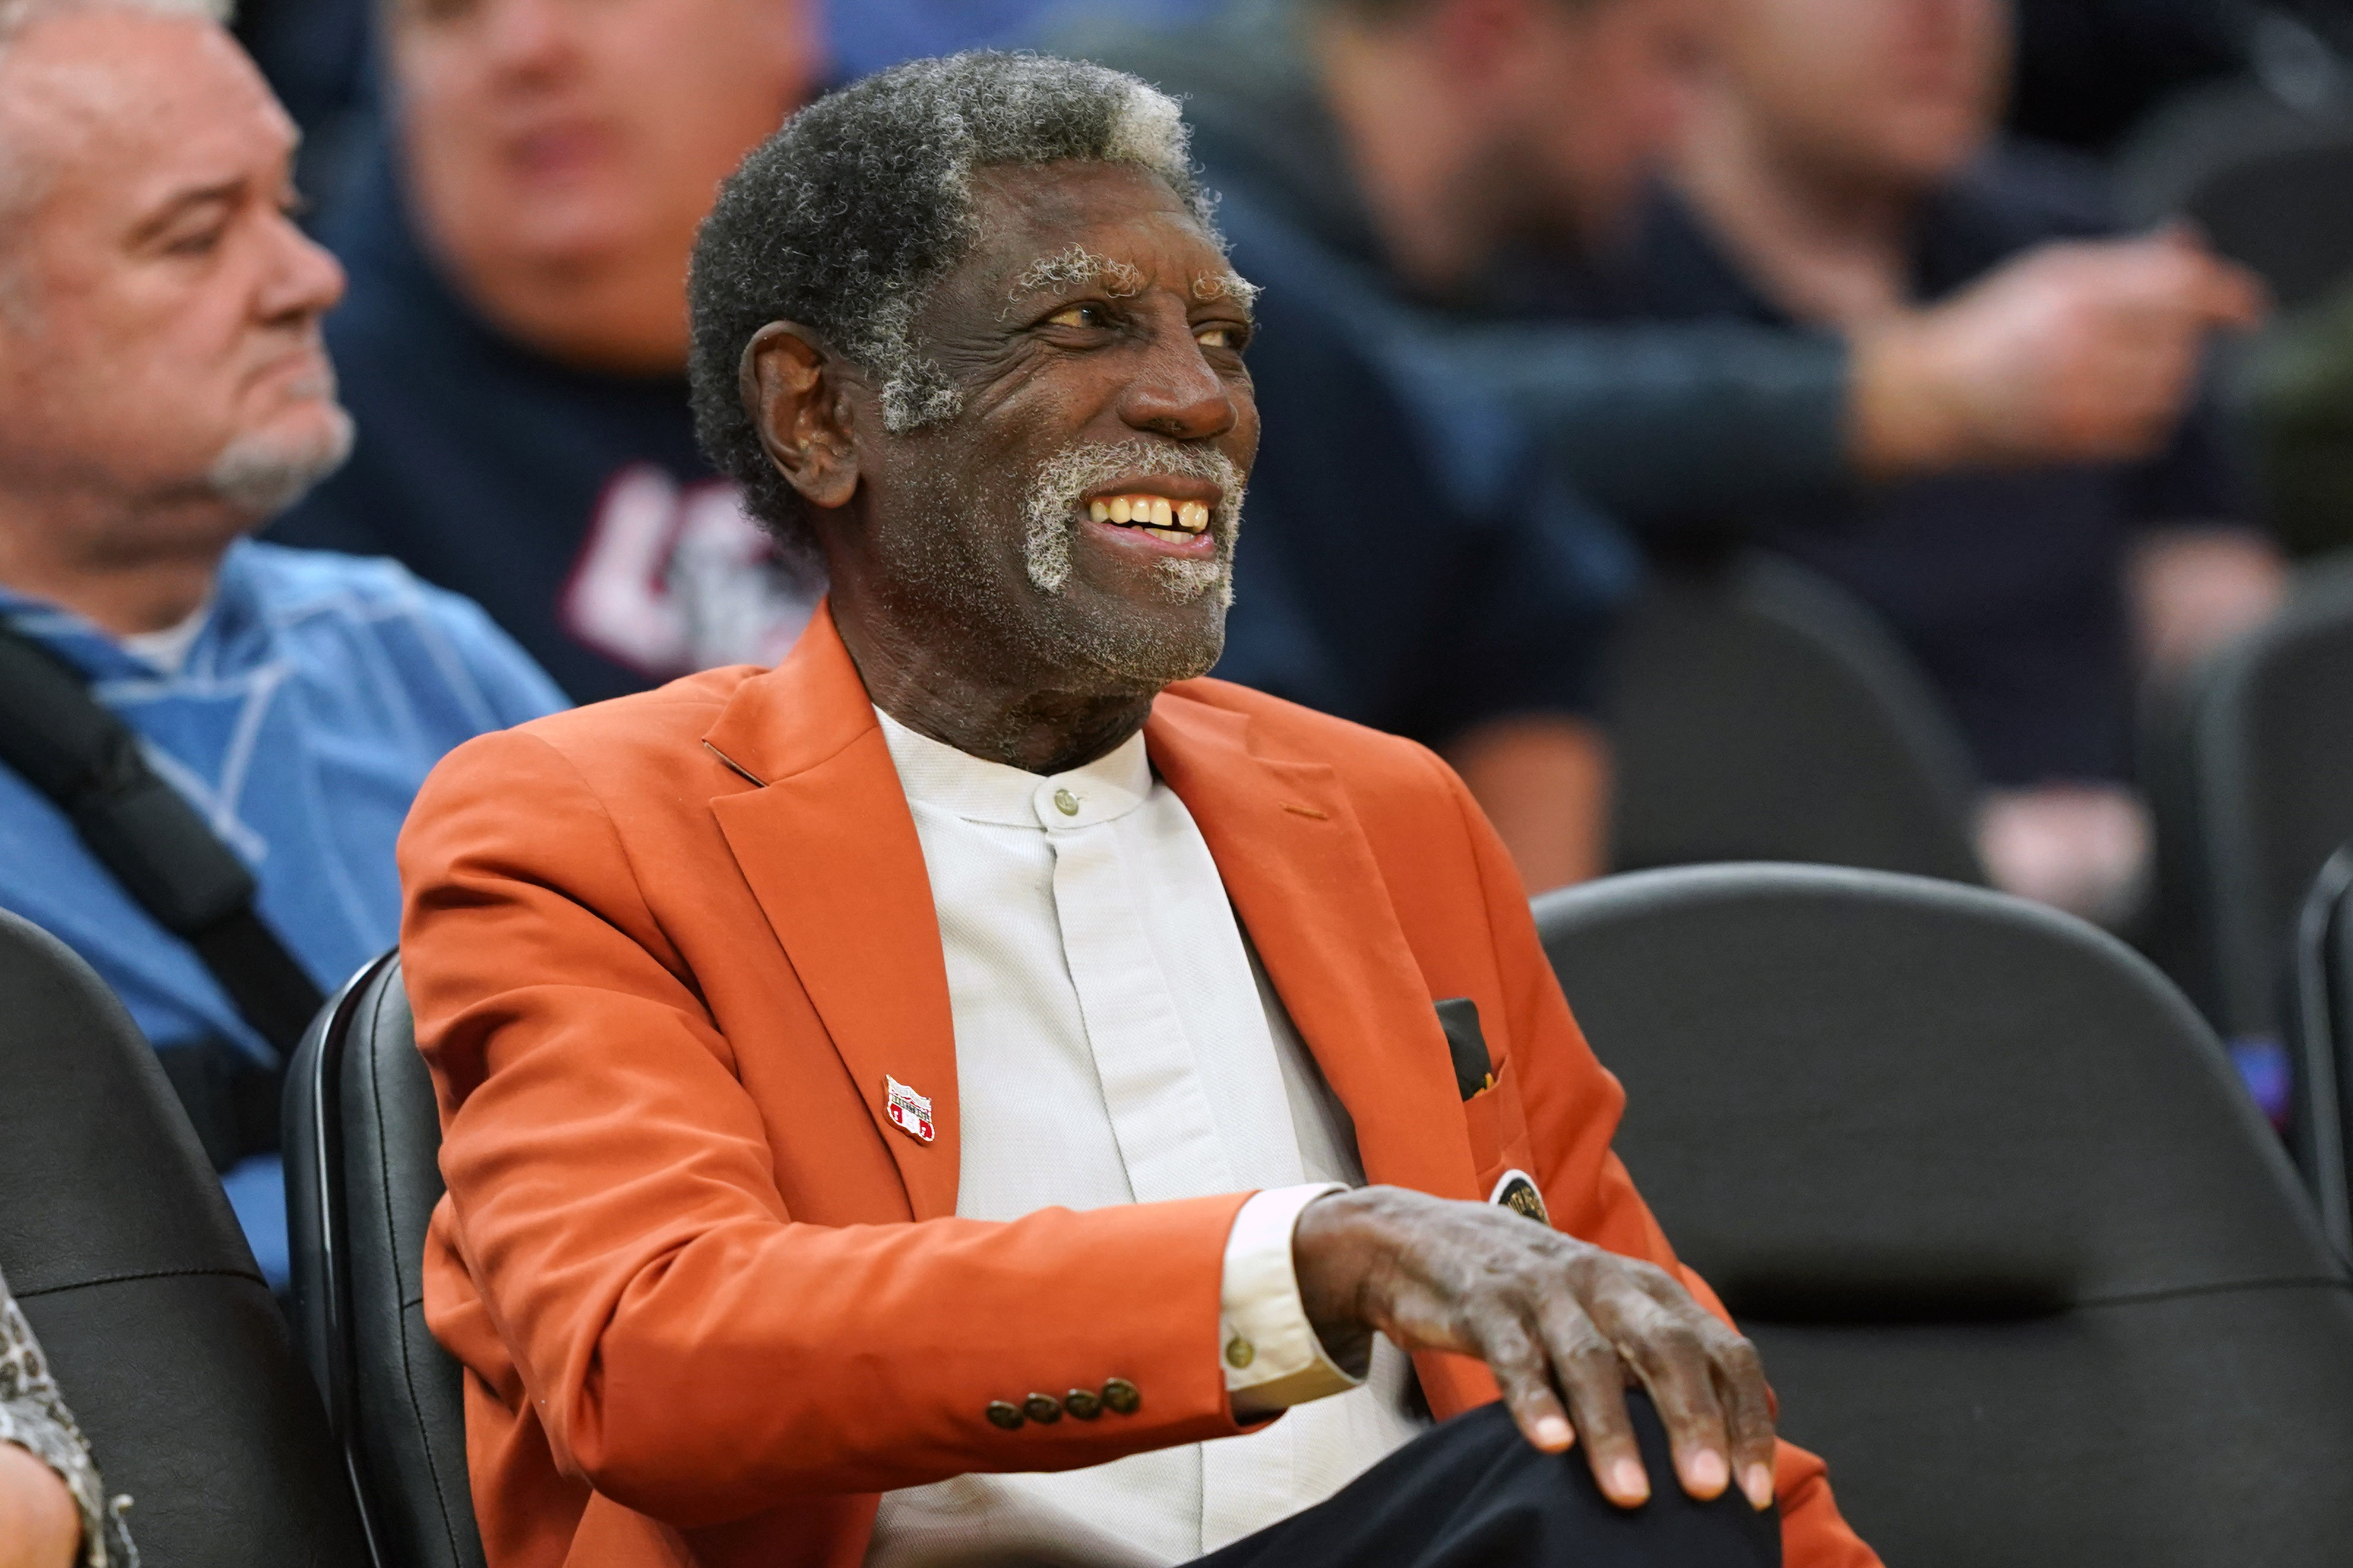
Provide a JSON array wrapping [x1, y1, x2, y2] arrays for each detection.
[[1145, 695, 1481, 1206], [704, 607, 960, 1221]]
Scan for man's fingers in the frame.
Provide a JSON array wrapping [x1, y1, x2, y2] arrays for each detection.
[[1710, 1336, 1779, 1512], [1606, 1303, 1731, 1501], [1479, 1316, 1577, 1454], [1548, 1320, 1647, 1506]]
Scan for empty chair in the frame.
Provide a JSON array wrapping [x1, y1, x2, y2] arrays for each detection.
[[1534, 863, 2353, 1566], [0, 906, 368, 1568], [1602, 552, 1984, 885], [2148, 553, 2353, 1053], [284, 951, 485, 1568]]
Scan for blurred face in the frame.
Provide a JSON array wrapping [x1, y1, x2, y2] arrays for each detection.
[[793, 162, 1261, 697], [388, 0, 820, 369], [1718, 0, 2008, 189], [1509, 0, 1719, 240], [0, 11, 350, 534]]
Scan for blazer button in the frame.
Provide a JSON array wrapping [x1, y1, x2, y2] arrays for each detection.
[[1100, 1377, 1141, 1415], [1023, 1393, 1063, 1424], [984, 1401, 1026, 1430], [1064, 1388, 1103, 1420]]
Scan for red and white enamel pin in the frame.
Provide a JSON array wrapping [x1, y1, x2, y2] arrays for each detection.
[[884, 1075, 935, 1143]]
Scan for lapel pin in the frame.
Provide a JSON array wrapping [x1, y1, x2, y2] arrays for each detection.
[[884, 1075, 935, 1144]]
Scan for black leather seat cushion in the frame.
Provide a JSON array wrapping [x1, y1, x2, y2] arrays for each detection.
[[0, 908, 366, 1568], [1536, 864, 2353, 1566]]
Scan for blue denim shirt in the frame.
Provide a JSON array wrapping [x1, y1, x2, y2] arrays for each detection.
[[0, 540, 565, 1281]]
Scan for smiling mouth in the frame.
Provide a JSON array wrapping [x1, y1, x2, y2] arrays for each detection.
[[1087, 492, 1213, 546]]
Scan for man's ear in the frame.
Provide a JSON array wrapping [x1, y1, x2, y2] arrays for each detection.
[[741, 322, 863, 512]]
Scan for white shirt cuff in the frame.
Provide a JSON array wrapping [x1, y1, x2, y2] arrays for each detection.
[[1218, 1182, 1362, 1417]]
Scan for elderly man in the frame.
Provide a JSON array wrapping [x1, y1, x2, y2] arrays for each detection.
[[270, 0, 826, 701], [400, 53, 1878, 1568], [0, 0, 563, 1281]]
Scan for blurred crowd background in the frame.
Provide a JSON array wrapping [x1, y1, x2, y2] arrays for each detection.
[[18, 0, 2353, 1283]]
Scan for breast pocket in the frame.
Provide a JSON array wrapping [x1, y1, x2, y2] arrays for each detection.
[[1462, 1055, 1539, 1209]]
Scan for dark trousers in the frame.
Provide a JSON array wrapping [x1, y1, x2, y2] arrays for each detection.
[[1193, 1395, 1782, 1568]]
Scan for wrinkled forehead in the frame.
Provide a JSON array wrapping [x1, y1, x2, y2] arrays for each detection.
[[963, 159, 1254, 306]]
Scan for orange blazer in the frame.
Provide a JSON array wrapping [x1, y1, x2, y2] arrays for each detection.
[[400, 604, 1880, 1568]]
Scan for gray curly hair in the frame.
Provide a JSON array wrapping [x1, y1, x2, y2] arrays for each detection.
[[687, 50, 1217, 553]]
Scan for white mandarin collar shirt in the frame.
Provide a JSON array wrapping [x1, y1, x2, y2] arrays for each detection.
[[865, 711, 1426, 1568]]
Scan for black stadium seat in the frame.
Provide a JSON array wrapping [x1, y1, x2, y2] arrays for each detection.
[[284, 951, 487, 1568], [2286, 843, 2353, 1249], [1533, 863, 2353, 1565], [1602, 552, 1984, 885], [0, 907, 368, 1568], [2148, 553, 2353, 1053]]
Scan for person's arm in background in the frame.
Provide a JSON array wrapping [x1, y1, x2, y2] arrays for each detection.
[[0, 1269, 136, 1568], [1443, 715, 1611, 894], [1434, 229, 2264, 524]]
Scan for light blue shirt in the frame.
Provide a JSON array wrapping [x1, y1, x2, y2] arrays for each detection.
[[0, 540, 567, 1283]]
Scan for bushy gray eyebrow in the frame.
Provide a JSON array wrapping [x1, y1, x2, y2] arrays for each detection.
[[1011, 245, 1145, 299]]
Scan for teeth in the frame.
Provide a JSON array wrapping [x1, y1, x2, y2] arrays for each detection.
[[1145, 527, 1191, 543], [1088, 493, 1215, 536]]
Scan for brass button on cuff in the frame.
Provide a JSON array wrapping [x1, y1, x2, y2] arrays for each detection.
[[1052, 788, 1081, 816], [1224, 1336, 1255, 1369], [1100, 1377, 1141, 1415], [1022, 1393, 1063, 1424], [984, 1401, 1026, 1430], [1064, 1388, 1103, 1420]]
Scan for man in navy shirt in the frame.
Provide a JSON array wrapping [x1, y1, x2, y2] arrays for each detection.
[[272, 0, 826, 703], [0, 0, 564, 1282], [1583, 0, 2282, 921]]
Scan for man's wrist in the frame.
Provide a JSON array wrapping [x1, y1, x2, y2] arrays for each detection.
[[1848, 315, 1969, 480]]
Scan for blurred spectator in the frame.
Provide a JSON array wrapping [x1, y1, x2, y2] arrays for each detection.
[[271, 0, 824, 702], [1, 1265, 134, 1568], [0, 0, 564, 1281], [1600, 0, 2285, 920]]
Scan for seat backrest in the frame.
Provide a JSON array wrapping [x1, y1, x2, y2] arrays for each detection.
[[1533, 864, 2353, 1566], [2153, 554, 2353, 1042], [2286, 843, 2353, 1249], [286, 951, 485, 1568], [0, 907, 368, 1568], [2185, 131, 2353, 311], [1603, 552, 1983, 885]]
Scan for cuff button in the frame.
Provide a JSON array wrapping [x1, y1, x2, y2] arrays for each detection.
[[1224, 1336, 1255, 1369], [984, 1401, 1026, 1430], [1100, 1377, 1141, 1415], [1023, 1393, 1063, 1424], [1064, 1388, 1103, 1420]]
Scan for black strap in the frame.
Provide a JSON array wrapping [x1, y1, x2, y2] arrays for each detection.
[[0, 623, 325, 1066]]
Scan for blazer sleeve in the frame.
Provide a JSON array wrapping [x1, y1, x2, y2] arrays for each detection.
[[399, 728, 1254, 1528], [1435, 761, 1884, 1568]]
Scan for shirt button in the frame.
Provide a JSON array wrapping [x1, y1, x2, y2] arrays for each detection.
[[1224, 1336, 1255, 1370], [1052, 788, 1080, 816], [1100, 1377, 1141, 1415], [984, 1401, 1026, 1430], [1023, 1392, 1063, 1424], [1064, 1388, 1103, 1420]]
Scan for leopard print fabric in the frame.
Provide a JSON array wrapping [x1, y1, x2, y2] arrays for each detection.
[[0, 1266, 137, 1568]]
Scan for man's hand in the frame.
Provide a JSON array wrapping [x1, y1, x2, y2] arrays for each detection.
[[1851, 227, 2266, 480], [1292, 1186, 1775, 1512]]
